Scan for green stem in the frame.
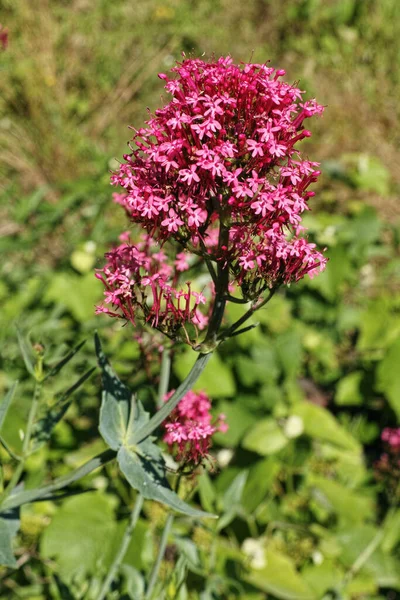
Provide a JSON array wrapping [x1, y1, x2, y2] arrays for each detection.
[[96, 494, 144, 600], [145, 513, 174, 600], [157, 348, 171, 409], [1, 379, 43, 501], [218, 287, 276, 341], [0, 435, 22, 462], [0, 449, 117, 512], [203, 224, 230, 347]]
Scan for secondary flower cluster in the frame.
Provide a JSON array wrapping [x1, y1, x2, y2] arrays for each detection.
[[163, 389, 227, 465], [95, 233, 209, 335], [111, 56, 326, 299], [374, 427, 400, 499]]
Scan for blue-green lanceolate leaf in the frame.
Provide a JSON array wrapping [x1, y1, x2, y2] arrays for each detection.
[[95, 332, 134, 450], [0, 508, 20, 568], [118, 446, 216, 519], [95, 333, 215, 519], [0, 381, 18, 432]]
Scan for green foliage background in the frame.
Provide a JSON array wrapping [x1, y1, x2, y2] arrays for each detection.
[[1, 0, 400, 598]]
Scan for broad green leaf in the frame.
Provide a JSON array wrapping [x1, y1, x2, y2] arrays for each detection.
[[382, 509, 400, 554], [357, 298, 400, 352], [96, 332, 133, 450], [308, 475, 374, 523], [0, 381, 18, 432], [120, 565, 145, 600], [335, 371, 363, 405], [291, 401, 360, 451], [44, 272, 102, 322], [376, 337, 400, 418], [198, 472, 217, 514], [242, 418, 288, 455], [336, 526, 400, 590], [213, 400, 257, 447], [306, 245, 353, 302], [173, 349, 236, 397], [118, 446, 216, 519], [274, 329, 302, 379], [244, 547, 316, 600], [242, 457, 280, 513], [0, 509, 20, 568], [41, 492, 118, 579], [348, 154, 390, 196], [302, 560, 344, 598], [217, 471, 248, 530], [222, 471, 248, 511]]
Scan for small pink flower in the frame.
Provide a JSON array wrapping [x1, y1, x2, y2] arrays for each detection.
[[163, 390, 228, 465]]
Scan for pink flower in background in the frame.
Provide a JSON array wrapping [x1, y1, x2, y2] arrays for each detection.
[[0, 24, 8, 51], [111, 56, 326, 296], [381, 427, 400, 452], [374, 427, 400, 500], [163, 390, 227, 465]]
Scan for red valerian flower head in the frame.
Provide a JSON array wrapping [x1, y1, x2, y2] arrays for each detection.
[[111, 56, 326, 297], [163, 389, 227, 465]]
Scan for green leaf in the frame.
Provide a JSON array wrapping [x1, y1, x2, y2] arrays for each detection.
[[242, 418, 288, 455], [0, 381, 18, 433], [198, 472, 217, 514], [274, 329, 302, 379], [348, 154, 390, 196], [376, 337, 400, 419], [382, 509, 400, 554], [308, 475, 374, 523], [0, 509, 20, 568], [336, 526, 400, 590], [44, 272, 103, 322], [335, 372, 363, 405], [96, 332, 134, 450], [302, 560, 344, 598], [41, 492, 118, 579], [244, 547, 316, 600], [242, 457, 280, 513], [291, 401, 360, 451], [120, 565, 145, 600], [222, 471, 248, 511], [16, 327, 35, 377], [117, 446, 215, 519], [173, 349, 236, 397], [213, 400, 257, 447]]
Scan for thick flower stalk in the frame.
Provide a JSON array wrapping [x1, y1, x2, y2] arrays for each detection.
[[163, 389, 227, 465]]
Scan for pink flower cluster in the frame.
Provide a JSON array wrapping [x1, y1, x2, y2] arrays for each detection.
[[163, 390, 227, 464], [374, 428, 400, 498], [95, 233, 208, 335], [0, 24, 8, 51], [111, 56, 326, 298], [381, 427, 400, 452]]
